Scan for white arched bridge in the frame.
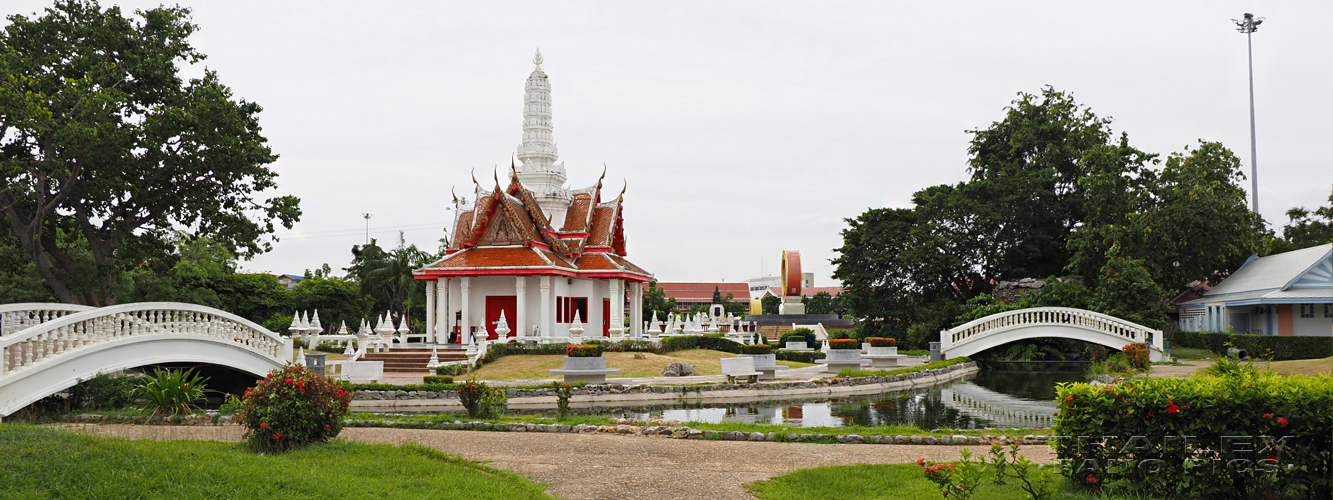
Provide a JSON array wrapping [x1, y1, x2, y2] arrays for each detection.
[[940, 307, 1165, 362], [0, 302, 292, 418]]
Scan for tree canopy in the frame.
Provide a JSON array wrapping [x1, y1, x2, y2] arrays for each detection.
[[833, 87, 1267, 348], [0, 1, 299, 305]]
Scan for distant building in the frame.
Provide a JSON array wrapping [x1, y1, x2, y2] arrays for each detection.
[[643, 282, 749, 312], [274, 274, 304, 290], [1179, 243, 1332, 336]]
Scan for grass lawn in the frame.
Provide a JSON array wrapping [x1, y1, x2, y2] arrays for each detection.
[[0, 425, 551, 500], [1267, 357, 1333, 376], [1170, 347, 1215, 360], [469, 349, 814, 380], [748, 464, 1144, 500]]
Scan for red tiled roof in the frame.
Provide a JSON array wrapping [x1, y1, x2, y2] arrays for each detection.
[[425, 247, 551, 268], [561, 193, 594, 232], [587, 205, 617, 247], [803, 286, 845, 297], [643, 282, 750, 302], [575, 254, 618, 270]]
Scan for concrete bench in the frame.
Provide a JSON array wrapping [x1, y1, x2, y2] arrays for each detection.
[[340, 360, 384, 383], [721, 357, 762, 384]]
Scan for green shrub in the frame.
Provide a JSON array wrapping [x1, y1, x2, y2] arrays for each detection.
[[68, 374, 142, 410], [1173, 331, 1333, 361], [422, 375, 454, 384], [552, 382, 572, 419], [739, 344, 772, 355], [827, 329, 853, 340], [1084, 353, 1133, 377], [660, 335, 742, 353], [867, 337, 896, 347], [1053, 372, 1332, 499], [458, 380, 506, 419], [779, 328, 817, 346], [132, 368, 209, 417], [775, 350, 823, 363], [434, 364, 471, 376], [565, 344, 603, 357], [239, 365, 353, 452], [829, 339, 859, 350], [839, 357, 972, 378], [314, 341, 345, 354]]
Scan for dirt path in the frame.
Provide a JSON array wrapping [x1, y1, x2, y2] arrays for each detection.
[[64, 424, 1055, 500], [1147, 360, 1212, 378]]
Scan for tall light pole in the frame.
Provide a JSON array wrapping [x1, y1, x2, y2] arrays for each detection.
[[362, 213, 372, 244], [1233, 12, 1263, 215]]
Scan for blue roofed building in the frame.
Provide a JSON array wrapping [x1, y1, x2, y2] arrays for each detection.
[[1178, 243, 1332, 336]]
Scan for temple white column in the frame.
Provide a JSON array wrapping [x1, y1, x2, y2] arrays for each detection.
[[515, 276, 527, 341], [460, 277, 472, 345], [425, 280, 436, 343], [539, 276, 552, 341], [630, 282, 642, 339], [609, 279, 625, 337], [437, 277, 449, 342]]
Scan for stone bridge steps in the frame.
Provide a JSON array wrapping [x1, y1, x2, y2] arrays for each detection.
[[359, 350, 466, 374]]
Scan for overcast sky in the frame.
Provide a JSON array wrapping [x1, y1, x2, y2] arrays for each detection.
[[10, 1, 1331, 285]]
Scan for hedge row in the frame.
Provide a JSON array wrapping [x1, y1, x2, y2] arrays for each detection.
[[838, 357, 972, 378], [1173, 331, 1333, 361], [1054, 373, 1332, 499], [775, 351, 823, 364]]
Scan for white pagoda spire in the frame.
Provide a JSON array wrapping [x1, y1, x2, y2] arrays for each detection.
[[515, 48, 572, 228]]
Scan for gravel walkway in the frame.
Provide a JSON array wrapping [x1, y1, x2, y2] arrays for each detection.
[[1147, 360, 1213, 378], [64, 424, 1055, 500]]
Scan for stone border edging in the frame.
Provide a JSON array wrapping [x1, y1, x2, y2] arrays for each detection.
[[351, 361, 981, 410], [338, 417, 1057, 446]]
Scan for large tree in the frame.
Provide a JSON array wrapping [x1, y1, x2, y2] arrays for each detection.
[[0, 1, 299, 305], [963, 86, 1113, 279]]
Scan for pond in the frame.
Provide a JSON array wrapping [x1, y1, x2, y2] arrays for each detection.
[[510, 363, 1087, 430]]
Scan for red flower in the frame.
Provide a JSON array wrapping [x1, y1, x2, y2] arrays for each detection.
[[1263, 413, 1272, 419], [273, 433, 281, 439], [916, 458, 926, 465], [326, 425, 332, 431], [267, 374, 272, 379], [1278, 417, 1288, 427], [1087, 475, 1098, 484], [244, 390, 250, 396], [1064, 396, 1074, 402], [296, 381, 304, 387], [285, 378, 292, 384], [299, 388, 305, 392], [945, 464, 953, 471], [1166, 403, 1180, 414], [260, 422, 267, 428]]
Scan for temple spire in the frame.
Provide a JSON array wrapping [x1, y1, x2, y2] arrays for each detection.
[[514, 49, 571, 227]]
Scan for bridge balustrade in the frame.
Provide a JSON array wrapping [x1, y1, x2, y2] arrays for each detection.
[[0, 303, 288, 379], [941, 307, 1163, 361]]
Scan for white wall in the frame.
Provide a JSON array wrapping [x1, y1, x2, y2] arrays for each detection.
[[1293, 303, 1333, 336]]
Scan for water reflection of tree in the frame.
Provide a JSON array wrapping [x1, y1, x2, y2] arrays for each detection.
[[833, 391, 983, 429], [970, 366, 1085, 401]]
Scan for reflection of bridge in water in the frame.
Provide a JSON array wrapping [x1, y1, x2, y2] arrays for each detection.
[[940, 382, 1056, 429]]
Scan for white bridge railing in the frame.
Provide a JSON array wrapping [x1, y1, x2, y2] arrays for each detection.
[[0, 302, 291, 380], [1, 303, 96, 338], [941, 307, 1163, 355]]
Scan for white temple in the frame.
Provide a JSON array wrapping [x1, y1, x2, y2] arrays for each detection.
[[413, 51, 653, 345]]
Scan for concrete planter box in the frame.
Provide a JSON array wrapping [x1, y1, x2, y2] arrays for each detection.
[[819, 348, 863, 374], [784, 341, 810, 351], [549, 356, 620, 383], [867, 346, 898, 356]]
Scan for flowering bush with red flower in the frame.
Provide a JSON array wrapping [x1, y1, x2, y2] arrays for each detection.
[[238, 364, 352, 451], [1120, 343, 1150, 371], [1054, 372, 1331, 499], [566, 344, 603, 357], [866, 337, 896, 347], [828, 339, 860, 350]]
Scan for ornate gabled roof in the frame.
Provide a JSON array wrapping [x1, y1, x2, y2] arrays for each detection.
[[420, 172, 648, 281]]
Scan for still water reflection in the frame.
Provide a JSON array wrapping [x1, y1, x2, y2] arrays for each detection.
[[540, 365, 1085, 429]]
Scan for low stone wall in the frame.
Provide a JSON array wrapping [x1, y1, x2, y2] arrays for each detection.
[[351, 361, 980, 410]]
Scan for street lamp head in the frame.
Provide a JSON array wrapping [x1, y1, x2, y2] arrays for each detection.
[[1233, 13, 1263, 33]]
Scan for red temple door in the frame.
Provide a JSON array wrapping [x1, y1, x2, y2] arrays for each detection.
[[485, 296, 517, 340], [602, 298, 611, 337]]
